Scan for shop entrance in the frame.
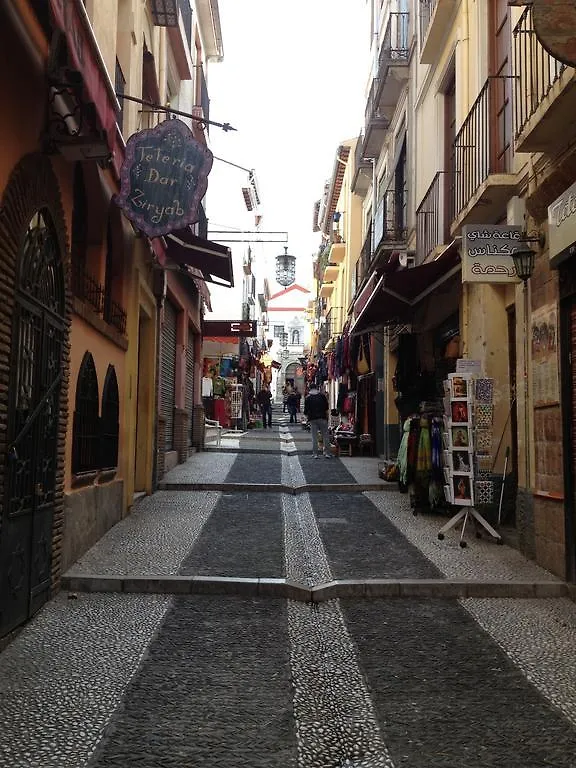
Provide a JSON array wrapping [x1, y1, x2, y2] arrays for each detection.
[[1, 210, 66, 636], [562, 297, 576, 580]]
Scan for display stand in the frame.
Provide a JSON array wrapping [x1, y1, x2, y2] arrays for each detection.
[[227, 384, 243, 431], [437, 371, 502, 547]]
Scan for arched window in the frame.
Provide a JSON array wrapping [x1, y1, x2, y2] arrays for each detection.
[[291, 329, 300, 345], [101, 365, 120, 469], [72, 353, 100, 474]]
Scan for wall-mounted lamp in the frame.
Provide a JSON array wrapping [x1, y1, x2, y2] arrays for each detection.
[[512, 229, 544, 492]]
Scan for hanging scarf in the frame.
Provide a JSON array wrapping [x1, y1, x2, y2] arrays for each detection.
[[416, 417, 432, 475], [397, 418, 412, 485], [431, 418, 443, 480]]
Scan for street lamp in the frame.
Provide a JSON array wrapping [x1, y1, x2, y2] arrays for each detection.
[[276, 246, 296, 287], [512, 246, 537, 494]]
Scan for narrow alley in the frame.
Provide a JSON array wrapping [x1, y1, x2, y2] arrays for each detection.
[[1, 406, 576, 768]]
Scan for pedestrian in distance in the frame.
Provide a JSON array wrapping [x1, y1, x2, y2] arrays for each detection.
[[256, 384, 272, 428], [304, 384, 332, 458], [286, 389, 299, 424]]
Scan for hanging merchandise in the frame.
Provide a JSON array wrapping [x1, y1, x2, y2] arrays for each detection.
[[357, 338, 370, 375]]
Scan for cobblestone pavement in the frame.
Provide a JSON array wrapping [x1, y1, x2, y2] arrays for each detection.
[[2, 406, 576, 767]]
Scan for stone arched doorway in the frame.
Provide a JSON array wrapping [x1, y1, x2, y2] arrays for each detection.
[[0, 155, 69, 637], [284, 361, 305, 396]]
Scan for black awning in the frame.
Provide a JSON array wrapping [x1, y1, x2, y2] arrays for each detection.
[[164, 228, 234, 288], [350, 241, 461, 335]]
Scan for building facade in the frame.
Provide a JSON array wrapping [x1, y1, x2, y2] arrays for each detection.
[[0, 0, 227, 639], [313, 0, 576, 580]]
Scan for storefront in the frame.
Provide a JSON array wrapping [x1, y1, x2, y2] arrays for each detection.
[[548, 179, 576, 580]]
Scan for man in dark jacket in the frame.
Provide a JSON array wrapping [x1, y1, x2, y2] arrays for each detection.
[[256, 385, 272, 428], [304, 385, 332, 458]]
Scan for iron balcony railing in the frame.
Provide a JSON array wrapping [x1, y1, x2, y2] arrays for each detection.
[[72, 265, 104, 314], [114, 59, 126, 135], [419, 0, 437, 43], [416, 171, 454, 263], [379, 11, 410, 64], [373, 187, 407, 250], [72, 265, 127, 335], [360, 222, 373, 279], [453, 76, 513, 219], [103, 296, 128, 335], [513, 5, 567, 141]]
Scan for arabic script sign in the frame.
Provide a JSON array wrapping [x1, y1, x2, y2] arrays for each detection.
[[115, 119, 213, 237], [461, 225, 522, 283]]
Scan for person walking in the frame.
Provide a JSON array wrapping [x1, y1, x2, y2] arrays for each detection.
[[286, 389, 299, 424], [256, 384, 272, 428], [304, 384, 332, 458]]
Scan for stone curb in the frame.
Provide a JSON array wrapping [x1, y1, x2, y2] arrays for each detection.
[[157, 482, 394, 493], [61, 575, 569, 601]]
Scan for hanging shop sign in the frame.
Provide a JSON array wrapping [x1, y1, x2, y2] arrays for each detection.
[[461, 225, 522, 283], [115, 119, 213, 237], [203, 320, 257, 337], [548, 179, 576, 268]]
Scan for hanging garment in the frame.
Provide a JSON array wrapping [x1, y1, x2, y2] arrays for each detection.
[[357, 339, 370, 375], [431, 418, 443, 480], [416, 417, 432, 476], [397, 418, 412, 485]]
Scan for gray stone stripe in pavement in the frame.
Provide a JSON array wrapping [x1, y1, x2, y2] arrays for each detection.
[[311, 492, 441, 580], [288, 600, 394, 768], [341, 599, 576, 768], [0, 592, 170, 768], [223, 451, 283, 484], [88, 597, 297, 768], [462, 597, 576, 728], [66, 491, 220, 577], [178, 491, 285, 578]]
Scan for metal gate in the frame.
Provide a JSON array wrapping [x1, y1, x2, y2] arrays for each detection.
[[1, 210, 65, 636], [161, 300, 177, 450]]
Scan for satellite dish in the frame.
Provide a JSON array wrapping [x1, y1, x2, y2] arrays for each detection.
[[533, 0, 576, 67]]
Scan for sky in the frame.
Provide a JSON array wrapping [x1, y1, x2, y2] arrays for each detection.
[[204, 0, 370, 318]]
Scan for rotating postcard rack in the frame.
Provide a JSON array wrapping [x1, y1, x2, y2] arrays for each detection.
[[437, 372, 502, 547]]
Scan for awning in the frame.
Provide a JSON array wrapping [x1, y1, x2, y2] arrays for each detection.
[[350, 241, 461, 335], [271, 360, 282, 370], [49, 0, 123, 175], [164, 228, 234, 288]]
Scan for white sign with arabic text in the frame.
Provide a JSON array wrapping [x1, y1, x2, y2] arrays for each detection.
[[461, 225, 522, 283]]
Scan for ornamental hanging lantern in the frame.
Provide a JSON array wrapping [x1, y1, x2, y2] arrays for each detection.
[[275, 246, 296, 287]]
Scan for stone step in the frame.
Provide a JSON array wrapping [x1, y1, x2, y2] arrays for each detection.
[[157, 482, 394, 493], [61, 574, 572, 602]]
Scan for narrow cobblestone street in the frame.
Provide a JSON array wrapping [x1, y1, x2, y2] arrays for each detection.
[[2, 408, 576, 767]]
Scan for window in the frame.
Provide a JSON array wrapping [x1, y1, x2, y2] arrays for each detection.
[[291, 330, 300, 345], [273, 325, 285, 338], [72, 353, 100, 474], [101, 365, 120, 469]]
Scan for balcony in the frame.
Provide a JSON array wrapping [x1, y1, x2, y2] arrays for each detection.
[[377, 11, 410, 118], [373, 187, 407, 258], [362, 12, 410, 158], [352, 134, 372, 194], [151, 0, 194, 79], [452, 77, 517, 232], [323, 264, 340, 283], [72, 266, 127, 335], [419, 0, 457, 64], [363, 80, 389, 158], [320, 283, 334, 299], [329, 241, 346, 264], [416, 171, 454, 263], [513, 5, 576, 154]]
